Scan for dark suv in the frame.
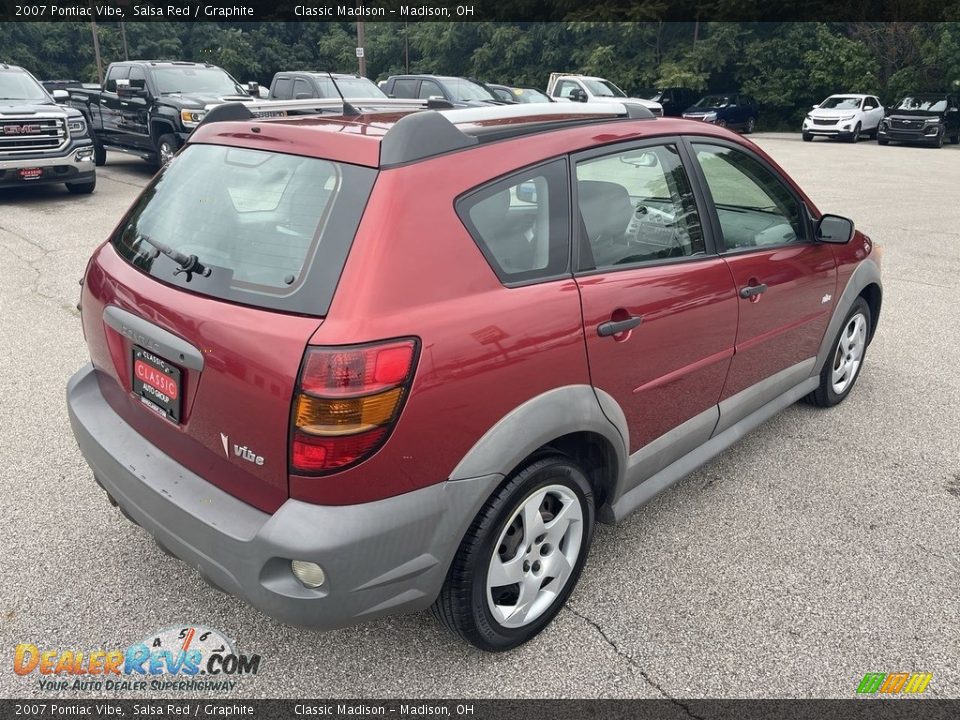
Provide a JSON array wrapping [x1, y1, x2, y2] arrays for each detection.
[[684, 92, 759, 132], [68, 99, 881, 651], [878, 93, 960, 147]]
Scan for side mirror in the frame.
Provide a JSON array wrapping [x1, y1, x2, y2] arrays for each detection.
[[246, 81, 260, 97], [812, 104, 820, 109], [816, 214, 854, 244], [52, 89, 69, 103], [516, 182, 538, 204], [570, 88, 587, 103]]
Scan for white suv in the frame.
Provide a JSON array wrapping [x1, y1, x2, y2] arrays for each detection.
[[802, 94, 884, 143]]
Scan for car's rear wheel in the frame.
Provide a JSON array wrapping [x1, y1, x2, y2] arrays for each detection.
[[433, 455, 595, 651], [804, 297, 871, 408]]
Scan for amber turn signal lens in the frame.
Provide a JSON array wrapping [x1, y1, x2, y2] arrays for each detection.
[[296, 387, 404, 436]]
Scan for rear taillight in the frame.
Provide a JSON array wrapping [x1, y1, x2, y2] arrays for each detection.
[[290, 338, 419, 474]]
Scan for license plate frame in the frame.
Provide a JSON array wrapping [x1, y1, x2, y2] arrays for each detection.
[[18, 168, 43, 180], [132, 346, 182, 423]]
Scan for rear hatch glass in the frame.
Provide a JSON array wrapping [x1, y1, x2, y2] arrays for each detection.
[[112, 143, 376, 315]]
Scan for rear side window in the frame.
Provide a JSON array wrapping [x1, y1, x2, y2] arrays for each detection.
[[457, 159, 570, 284], [390, 79, 418, 98], [112, 144, 376, 315]]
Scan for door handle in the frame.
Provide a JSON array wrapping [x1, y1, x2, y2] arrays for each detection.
[[739, 283, 768, 299], [597, 315, 643, 337]]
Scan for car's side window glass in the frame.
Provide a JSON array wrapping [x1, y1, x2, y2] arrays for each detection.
[[293, 78, 313, 99], [556, 81, 576, 99], [390, 79, 418, 98], [418, 80, 443, 99], [127, 66, 146, 90], [104, 66, 128, 93], [692, 143, 804, 251], [575, 144, 704, 270], [273, 78, 293, 100], [457, 159, 570, 284]]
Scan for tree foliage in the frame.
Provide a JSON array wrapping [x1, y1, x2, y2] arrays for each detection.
[[2, 21, 959, 127]]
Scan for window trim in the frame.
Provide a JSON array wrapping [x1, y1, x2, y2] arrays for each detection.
[[681, 136, 814, 256], [570, 135, 720, 276], [454, 157, 573, 288]]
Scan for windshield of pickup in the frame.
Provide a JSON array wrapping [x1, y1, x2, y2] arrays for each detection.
[[819, 96, 861, 109], [112, 144, 376, 315], [313, 75, 386, 98], [154, 67, 245, 96], [895, 95, 947, 112], [583, 79, 627, 98], [0, 69, 48, 101]]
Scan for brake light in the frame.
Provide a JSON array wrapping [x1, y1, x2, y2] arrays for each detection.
[[290, 339, 418, 474]]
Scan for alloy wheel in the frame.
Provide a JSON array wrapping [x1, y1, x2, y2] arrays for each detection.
[[831, 312, 867, 395], [486, 484, 583, 628]]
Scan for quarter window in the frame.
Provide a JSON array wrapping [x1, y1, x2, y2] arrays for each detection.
[[457, 159, 570, 283], [692, 143, 804, 251], [575, 144, 704, 269]]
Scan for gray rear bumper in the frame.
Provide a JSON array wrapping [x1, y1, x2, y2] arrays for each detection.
[[67, 364, 500, 630]]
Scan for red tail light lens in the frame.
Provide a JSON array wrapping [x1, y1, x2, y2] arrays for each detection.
[[291, 338, 418, 474]]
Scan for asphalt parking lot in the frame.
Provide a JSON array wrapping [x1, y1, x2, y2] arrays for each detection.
[[1, 133, 957, 700]]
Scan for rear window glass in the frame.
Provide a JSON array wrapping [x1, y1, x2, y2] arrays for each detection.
[[112, 144, 376, 315]]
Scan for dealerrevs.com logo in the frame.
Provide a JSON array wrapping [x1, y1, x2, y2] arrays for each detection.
[[14, 625, 261, 693]]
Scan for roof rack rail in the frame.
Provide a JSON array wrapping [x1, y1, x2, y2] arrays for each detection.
[[198, 96, 452, 123]]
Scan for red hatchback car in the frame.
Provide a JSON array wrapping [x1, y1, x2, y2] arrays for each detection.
[[68, 100, 881, 650]]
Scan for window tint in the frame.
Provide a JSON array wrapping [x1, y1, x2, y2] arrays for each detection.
[[105, 66, 128, 93], [575, 144, 704, 269], [418, 80, 443, 99], [457, 159, 570, 283], [390, 79, 418, 98], [112, 144, 376, 315], [273, 77, 293, 100], [127, 66, 146, 89], [293, 78, 313, 99], [693, 143, 804, 251]]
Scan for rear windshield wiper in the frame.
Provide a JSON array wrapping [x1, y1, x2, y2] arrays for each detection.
[[138, 234, 212, 281]]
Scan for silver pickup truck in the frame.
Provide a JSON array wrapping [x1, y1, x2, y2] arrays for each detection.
[[0, 63, 96, 194]]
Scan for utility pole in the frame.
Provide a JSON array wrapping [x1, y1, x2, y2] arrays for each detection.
[[404, 21, 409, 73], [120, 22, 129, 61], [90, 21, 104, 84], [356, 0, 366, 77]]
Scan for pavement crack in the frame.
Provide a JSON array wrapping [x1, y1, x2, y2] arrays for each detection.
[[564, 605, 705, 719]]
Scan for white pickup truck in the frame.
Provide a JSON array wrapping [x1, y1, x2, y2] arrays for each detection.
[[546, 74, 662, 115]]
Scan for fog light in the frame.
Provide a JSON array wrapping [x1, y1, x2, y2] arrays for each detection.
[[75, 148, 94, 162], [291, 560, 326, 588]]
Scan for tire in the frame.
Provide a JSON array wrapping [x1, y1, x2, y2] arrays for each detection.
[[878, 137, 889, 146], [932, 131, 944, 148], [745, 116, 756, 134], [869, 124, 879, 140], [804, 297, 871, 408], [802, 132, 813, 142], [433, 455, 596, 651], [716, 119, 728, 128], [65, 176, 96, 195], [848, 123, 861, 143], [153, 133, 181, 169], [951, 132, 960, 145]]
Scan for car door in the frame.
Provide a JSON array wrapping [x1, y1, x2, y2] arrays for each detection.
[[862, 96, 883, 130], [573, 140, 738, 479], [687, 140, 837, 431], [119, 65, 151, 150], [387, 78, 418, 99], [99, 65, 127, 143], [418, 79, 444, 101]]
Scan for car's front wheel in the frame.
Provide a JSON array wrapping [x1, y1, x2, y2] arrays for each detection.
[[433, 455, 595, 651], [745, 117, 756, 134], [802, 132, 813, 142], [65, 176, 96, 195], [805, 297, 871, 408], [848, 123, 861, 143]]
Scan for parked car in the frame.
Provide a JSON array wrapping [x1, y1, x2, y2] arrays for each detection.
[[0, 63, 96, 194], [683, 93, 758, 132], [877, 93, 960, 148], [546, 73, 663, 115], [68, 99, 881, 651], [66, 61, 257, 168], [269, 72, 385, 100], [647, 87, 700, 117], [486, 84, 553, 104], [381, 75, 498, 107], [802, 94, 884, 142]]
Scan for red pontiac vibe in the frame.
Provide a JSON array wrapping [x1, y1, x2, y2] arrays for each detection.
[[68, 98, 881, 650]]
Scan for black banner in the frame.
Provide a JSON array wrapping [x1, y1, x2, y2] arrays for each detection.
[[2, 700, 960, 719], [2, 0, 960, 22]]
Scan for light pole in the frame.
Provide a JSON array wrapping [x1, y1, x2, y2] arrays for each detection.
[[356, 0, 366, 77]]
